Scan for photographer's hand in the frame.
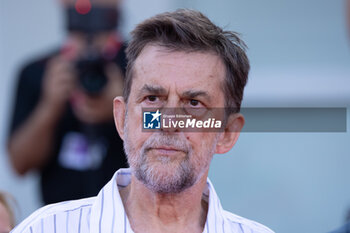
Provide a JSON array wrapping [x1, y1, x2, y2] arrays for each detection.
[[7, 55, 76, 174], [41, 55, 76, 114]]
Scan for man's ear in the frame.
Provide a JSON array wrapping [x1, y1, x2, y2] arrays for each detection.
[[113, 96, 126, 140], [215, 113, 245, 154]]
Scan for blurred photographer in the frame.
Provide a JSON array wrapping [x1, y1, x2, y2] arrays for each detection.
[[7, 0, 128, 204]]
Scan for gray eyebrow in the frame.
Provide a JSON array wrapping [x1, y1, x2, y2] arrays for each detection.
[[181, 90, 211, 102], [136, 85, 211, 102], [140, 84, 167, 94], [137, 84, 167, 100]]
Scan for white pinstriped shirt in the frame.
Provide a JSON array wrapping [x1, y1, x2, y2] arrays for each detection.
[[11, 168, 274, 233]]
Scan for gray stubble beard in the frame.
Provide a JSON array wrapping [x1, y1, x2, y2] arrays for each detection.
[[123, 113, 217, 193]]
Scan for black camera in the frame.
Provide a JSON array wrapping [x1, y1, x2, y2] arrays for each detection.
[[75, 52, 108, 95], [66, 6, 119, 95]]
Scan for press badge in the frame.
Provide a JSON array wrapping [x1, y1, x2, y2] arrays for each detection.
[[58, 132, 107, 171]]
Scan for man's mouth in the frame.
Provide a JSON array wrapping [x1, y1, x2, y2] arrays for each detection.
[[149, 146, 186, 156]]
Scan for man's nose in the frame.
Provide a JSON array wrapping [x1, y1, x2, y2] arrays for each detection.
[[160, 108, 178, 133], [164, 95, 181, 109]]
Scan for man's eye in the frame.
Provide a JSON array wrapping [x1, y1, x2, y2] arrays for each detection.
[[185, 99, 207, 117], [190, 99, 199, 106], [147, 96, 157, 102]]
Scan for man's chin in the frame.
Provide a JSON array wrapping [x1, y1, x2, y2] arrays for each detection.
[[142, 162, 182, 179], [135, 162, 195, 193]]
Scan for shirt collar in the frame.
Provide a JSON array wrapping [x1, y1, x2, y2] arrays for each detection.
[[90, 168, 225, 233]]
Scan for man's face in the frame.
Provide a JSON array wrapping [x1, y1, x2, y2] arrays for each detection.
[[123, 45, 226, 193]]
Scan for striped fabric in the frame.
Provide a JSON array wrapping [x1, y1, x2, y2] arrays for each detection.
[[11, 168, 274, 233]]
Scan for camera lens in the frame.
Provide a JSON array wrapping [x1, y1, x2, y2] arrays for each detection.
[[77, 56, 107, 95]]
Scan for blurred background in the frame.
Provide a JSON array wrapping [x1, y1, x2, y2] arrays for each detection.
[[0, 0, 350, 232]]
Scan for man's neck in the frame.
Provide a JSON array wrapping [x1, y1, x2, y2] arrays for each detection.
[[119, 172, 209, 233]]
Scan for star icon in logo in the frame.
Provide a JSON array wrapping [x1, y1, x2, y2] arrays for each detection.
[[150, 110, 161, 122]]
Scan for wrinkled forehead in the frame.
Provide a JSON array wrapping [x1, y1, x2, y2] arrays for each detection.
[[133, 45, 225, 79], [60, 0, 121, 7], [131, 45, 226, 103]]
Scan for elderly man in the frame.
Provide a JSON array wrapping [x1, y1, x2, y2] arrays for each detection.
[[11, 9, 274, 233]]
